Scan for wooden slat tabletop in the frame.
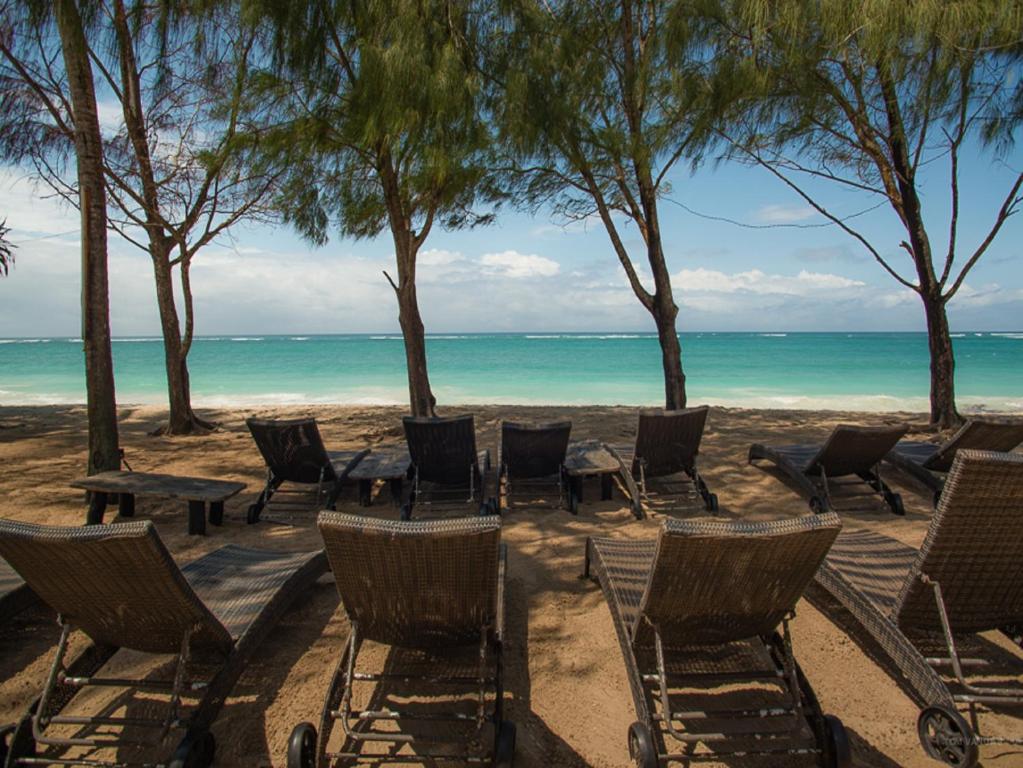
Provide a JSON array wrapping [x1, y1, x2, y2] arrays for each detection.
[[70, 471, 245, 503]]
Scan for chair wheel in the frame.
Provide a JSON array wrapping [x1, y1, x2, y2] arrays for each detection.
[[492, 720, 516, 768], [399, 503, 413, 521], [809, 496, 826, 514], [705, 493, 719, 512], [169, 730, 215, 768], [823, 714, 851, 768], [888, 493, 905, 516], [5, 718, 35, 765], [246, 504, 261, 524], [918, 706, 978, 767], [287, 722, 317, 768], [627, 721, 657, 768]]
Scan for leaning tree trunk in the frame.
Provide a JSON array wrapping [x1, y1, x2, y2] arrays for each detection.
[[652, 292, 687, 410], [56, 0, 120, 475], [396, 279, 436, 417], [921, 291, 959, 429]]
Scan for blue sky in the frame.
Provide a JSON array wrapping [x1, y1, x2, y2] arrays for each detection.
[[1, 133, 1021, 337]]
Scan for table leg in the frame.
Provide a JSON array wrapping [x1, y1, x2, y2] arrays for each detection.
[[118, 493, 135, 518], [601, 473, 613, 501], [86, 491, 108, 525], [572, 476, 584, 504], [209, 501, 224, 526], [389, 479, 404, 507], [358, 479, 372, 507], [188, 501, 207, 536]]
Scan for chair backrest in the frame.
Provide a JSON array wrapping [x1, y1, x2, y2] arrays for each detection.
[[805, 424, 908, 477], [894, 450, 1023, 634], [501, 420, 571, 479], [318, 512, 501, 647], [403, 415, 479, 485], [632, 406, 709, 478], [633, 513, 842, 648], [0, 519, 232, 655], [925, 419, 1023, 472], [246, 417, 335, 484]]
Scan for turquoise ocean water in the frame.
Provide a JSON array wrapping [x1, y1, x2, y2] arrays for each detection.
[[0, 332, 1021, 412]]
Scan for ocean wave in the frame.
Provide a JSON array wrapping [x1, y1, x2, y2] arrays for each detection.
[[524, 334, 647, 340], [759, 333, 788, 337], [113, 337, 161, 342], [290, 336, 310, 341], [229, 337, 264, 342], [991, 332, 1023, 339], [370, 335, 403, 340], [950, 333, 966, 338], [427, 335, 471, 340]]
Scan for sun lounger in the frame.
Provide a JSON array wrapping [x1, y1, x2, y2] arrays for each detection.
[[886, 418, 1023, 503], [0, 555, 35, 626], [402, 415, 495, 519], [286, 512, 514, 768], [809, 450, 1023, 767], [497, 420, 571, 512], [246, 417, 368, 523], [749, 423, 908, 514], [610, 406, 718, 513], [0, 518, 326, 768], [584, 513, 849, 767]]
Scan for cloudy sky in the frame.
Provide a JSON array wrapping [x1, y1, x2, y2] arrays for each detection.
[[1, 137, 1021, 337]]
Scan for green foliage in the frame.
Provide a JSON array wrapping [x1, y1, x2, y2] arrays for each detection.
[[245, 0, 504, 247], [0, 218, 14, 276]]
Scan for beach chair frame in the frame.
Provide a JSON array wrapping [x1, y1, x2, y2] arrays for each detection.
[[287, 514, 514, 768], [612, 407, 718, 514], [749, 424, 908, 515], [402, 416, 495, 519], [583, 515, 849, 767], [497, 420, 571, 513], [246, 417, 368, 523], [809, 450, 1023, 767], [0, 519, 326, 768]]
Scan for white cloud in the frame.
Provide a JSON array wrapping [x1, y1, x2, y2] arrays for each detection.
[[673, 268, 864, 296], [479, 251, 560, 278], [754, 204, 818, 224], [0, 169, 81, 236], [419, 248, 465, 266]]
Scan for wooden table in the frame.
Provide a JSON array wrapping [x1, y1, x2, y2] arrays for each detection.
[[70, 471, 246, 535], [564, 440, 642, 518], [348, 446, 412, 507]]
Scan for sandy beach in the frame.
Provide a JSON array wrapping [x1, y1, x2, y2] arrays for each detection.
[[1, 403, 1020, 767]]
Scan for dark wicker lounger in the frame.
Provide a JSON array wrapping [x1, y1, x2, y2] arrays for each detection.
[[287, 513, 514, 768], [749, 423, 908, 515], [246, 417, 369, 523], [610, 406, 718, 514], [0, 555, 35, 626], [885, 419, 1023, 504], [402, 415, 495, 519], [0, 518, 326, 768], [584, 514, 849, 767], [809, 450, 1023, 768], [497, 420, 571, 512]]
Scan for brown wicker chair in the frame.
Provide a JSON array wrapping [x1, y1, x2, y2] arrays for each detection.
[[402, 415, 495, 519], [609, 406, 717, 514], [809, 450, 1023, 767], [584, 513, 849, 767], [246, 417, 368, 523], [885, 419, 1023, 504], [286, 512, 513, 768], [749, 423, 908, 514], [0, 518, 325, 768], [497, 420, 571, 512], [0, 555, 35, 626]]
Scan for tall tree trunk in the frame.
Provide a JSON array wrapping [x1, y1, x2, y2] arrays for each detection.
[[396, 277, 436, 417], [921, 292, 958, 429], [652, 291, 686, 409], [56, 0, 120, 475]]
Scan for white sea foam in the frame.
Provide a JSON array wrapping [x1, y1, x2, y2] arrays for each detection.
[[113, 337, 161, 342], [759, 333, 788, 337], [370, 335, 402, 340], [991, 332, 1023, 339], [289, 336, 310, 341], [229, 337, 264, 341]]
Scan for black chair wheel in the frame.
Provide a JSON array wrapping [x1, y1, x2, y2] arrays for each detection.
[[399, 503, 413, 521], [823, 714, 852, 768], [170, 730, 215, 768], [705, 493, 719, 512], [917, 706, 978, 767], [889, 493, 905, 516], [492, 720, 516, 768], [5, 718, 36, 765], [627, 721, 657, 768], [809, 496, 826, 514], [287, 722, 317, 768], [246, 504, 261, 524]]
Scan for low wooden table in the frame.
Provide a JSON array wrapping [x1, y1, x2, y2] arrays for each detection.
[[70, 471, 246, 536], [564, 440, 642, 518], [348, 446, 412, 507]]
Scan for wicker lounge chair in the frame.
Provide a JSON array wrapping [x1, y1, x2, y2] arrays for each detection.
[[809, 450, 1023, 768], [402, 415, 495, 519], [287, 512, 514, 768], [885, 418, 1023, 504], [610, 406, 718, 513], [497, 420, 571, 512], [246, 417, 368, 523], [0, 555, 35, 626], [584, 513, 849, 767], [0, 518, 326, 768], [749, 423, 908, 515]]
